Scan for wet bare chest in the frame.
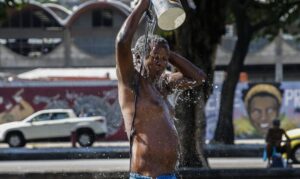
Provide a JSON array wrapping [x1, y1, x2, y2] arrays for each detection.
[[137, 83, 169, 116]]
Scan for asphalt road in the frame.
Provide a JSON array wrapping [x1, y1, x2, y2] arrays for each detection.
[[1, 158, 296, 173], [0, 141, 130, 148], [0, 139, 266, 148]]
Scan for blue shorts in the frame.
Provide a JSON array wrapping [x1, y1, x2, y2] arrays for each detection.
[[129, 172, 177, 179]]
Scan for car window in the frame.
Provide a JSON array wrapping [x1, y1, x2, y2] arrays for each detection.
[[51, 113, 69, 120], [32, 113, 51, 122]]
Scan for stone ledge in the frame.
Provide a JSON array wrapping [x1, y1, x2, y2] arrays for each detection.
[[0, 144, 265, 160]]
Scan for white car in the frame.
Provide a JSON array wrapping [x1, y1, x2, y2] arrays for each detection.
[[0, 109, 107, 147]]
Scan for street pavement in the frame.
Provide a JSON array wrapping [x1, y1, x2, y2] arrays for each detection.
[[0, 158, 269, 173], [0, 141, 130, 149], [0, 158, 299, 173], [0, 139, 265, 149]]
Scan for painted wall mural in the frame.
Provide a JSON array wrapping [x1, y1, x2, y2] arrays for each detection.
[[0, 81, 126, 141], [206, 82, 300, 140], [0, 89, 34, 124], [2, 80, 300, 141]]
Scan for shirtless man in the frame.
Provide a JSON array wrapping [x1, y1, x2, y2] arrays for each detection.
[[115, 0, 206, 178]]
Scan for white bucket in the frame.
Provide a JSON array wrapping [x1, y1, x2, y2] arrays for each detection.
[[151, 0, 186, 31]]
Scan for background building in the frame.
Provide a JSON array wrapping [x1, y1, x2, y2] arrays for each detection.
[[1, 0, 300, 83], [215, 26, 300, 82], [0, 0, 131, 74]]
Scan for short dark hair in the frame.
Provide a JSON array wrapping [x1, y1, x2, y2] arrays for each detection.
[[132, 35, 168, 71], [273, 119, 280, 127]]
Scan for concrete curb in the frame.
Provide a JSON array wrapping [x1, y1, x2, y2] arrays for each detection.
[[0, 144, 265, 160], [0, 146, 129, 160], [1, 168, 300, 179], [177, 168, 300, 179], [205, 144, 264, 157]]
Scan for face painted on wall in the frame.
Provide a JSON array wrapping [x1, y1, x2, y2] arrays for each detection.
[[248, 94, 279, 135]]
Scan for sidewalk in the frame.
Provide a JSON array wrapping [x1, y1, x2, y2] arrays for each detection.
[[0, 139, 266, 148]]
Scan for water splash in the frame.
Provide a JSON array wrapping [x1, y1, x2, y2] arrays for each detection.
[[139, 5, 157, 75]]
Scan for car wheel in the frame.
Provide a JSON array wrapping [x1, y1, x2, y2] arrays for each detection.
[[291, 145, 300, 164], [6, 132, 26, 148], [77, 130, 95, 147]]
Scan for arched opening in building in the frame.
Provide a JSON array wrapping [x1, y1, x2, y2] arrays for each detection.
[[0, 3, 63, 58]]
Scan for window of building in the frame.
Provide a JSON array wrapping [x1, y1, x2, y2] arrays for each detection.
[[0, 8, 62, 58], [92, 9, 113, 27]]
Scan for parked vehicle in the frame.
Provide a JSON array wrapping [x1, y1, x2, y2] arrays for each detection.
[[282, 128, 300, 163], [0, 109, 107, 147]]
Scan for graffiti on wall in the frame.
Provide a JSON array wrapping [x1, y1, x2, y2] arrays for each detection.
[[0, 81, 125, 140], [4, 81, 300, 141], [206, 82, 300, 140], [0, 89, 34, 124]]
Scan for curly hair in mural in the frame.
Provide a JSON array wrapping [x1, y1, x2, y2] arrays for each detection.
[[235, 83, 296, 138], [245, 84, 282, 134], [234, 84, 281, 137]]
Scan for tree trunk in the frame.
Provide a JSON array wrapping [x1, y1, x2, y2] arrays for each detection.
[[174, 0, 227, 167], [175, 89, 207, 168], [213, 2, 253, 144]]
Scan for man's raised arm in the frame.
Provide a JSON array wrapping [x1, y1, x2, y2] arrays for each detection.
[[166, 51, 207, 90], [115, 0, 149, 86]]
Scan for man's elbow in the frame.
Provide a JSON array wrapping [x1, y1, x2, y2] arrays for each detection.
[[116, 32, 130, 48], [116, 39, 126, 49], [195, 70, 207, 85]]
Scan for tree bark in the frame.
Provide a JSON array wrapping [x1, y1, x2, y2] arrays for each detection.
[[175, 89, 207, 168], [174, 0, 227, 167], [213, 2, 253, 144]]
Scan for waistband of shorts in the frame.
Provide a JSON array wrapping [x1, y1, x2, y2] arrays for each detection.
[[129, 172, 176, 179]]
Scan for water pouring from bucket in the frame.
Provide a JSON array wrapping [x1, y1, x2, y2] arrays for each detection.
[[138, 0, 186, 74], [150, 0, 186, 31]]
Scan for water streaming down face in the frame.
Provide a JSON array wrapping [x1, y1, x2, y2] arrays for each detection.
[[147, 7, 156, 35]]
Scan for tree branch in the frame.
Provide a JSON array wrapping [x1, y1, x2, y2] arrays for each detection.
[[250, 0, 274, 9], [181, 0, 197, 16], [243, 0, 252, 9], [252, 1, 300, 31]]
